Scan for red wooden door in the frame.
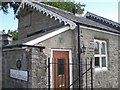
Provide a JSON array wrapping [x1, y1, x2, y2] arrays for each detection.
[[52, 51, 69, 89]]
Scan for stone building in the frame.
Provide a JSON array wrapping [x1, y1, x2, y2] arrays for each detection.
[[0, 30, 13, 47], [2, 0, 120, 89], [0, 30, 13, 89]]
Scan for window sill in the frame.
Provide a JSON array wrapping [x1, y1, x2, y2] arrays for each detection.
[[95, 67, 107, 72]]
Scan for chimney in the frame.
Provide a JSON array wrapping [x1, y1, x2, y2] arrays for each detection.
[[8, 30, 11, 34], [2, 30, 6, 34], [72, 6, 78, 15]]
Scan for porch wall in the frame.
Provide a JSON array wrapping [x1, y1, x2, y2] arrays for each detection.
[[2, 47, 47, 88], [37, 29, 80, 88]]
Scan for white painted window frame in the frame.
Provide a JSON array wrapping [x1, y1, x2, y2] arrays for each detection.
[[50, 49, 73, 88], [94, 39, 108, 71]]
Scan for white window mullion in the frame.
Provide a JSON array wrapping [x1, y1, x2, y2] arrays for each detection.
[[99, 42, 102, 69], [105, 41, 108, 68], [100, 57, 102, 69]]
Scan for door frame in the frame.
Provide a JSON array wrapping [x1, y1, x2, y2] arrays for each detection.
[[50, 49, 73, 88]]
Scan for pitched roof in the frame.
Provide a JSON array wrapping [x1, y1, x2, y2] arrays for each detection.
[[15, 0, 76, 29], [16, 0, 120, 34], [12, 0, 120, 45], [36, 2, 120, 33], [85, 12, 120, 30], [12, 26, 69, 45]]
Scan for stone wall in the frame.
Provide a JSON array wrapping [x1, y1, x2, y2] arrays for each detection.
[[0, 47, 2, 90], [2, 47, 47, 89], [30, 48, 47, 88], [118, 35, 120, 88], [80, 27, 119, 88]]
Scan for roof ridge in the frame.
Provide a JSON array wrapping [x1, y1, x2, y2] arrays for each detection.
[[36, 2, 74, 15], [84, 12, 120, 30], [85, 11, 120, 26]]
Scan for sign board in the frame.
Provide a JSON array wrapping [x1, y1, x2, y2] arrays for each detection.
[[10, 69, 28, 81]]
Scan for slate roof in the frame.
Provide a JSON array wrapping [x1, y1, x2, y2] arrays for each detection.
[[31, 2, 120, 34], [12, 25, 67, 45], [85, 12, 120, 30], [12, 1, 120, 45]]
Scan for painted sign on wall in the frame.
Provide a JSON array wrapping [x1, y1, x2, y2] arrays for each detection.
[[10, 69, 28, 81]]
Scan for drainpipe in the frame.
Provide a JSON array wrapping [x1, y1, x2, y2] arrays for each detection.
[[77, 22, 81, 90]]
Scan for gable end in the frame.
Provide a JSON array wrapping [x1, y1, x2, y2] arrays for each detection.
[[15, 0, 76, 30]]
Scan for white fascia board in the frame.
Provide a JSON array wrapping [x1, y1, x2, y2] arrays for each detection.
[[24, 26, 70, 45], [80, 25, 120, 36]]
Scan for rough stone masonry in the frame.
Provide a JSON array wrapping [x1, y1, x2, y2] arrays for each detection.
[[2, 46, 47, 89]]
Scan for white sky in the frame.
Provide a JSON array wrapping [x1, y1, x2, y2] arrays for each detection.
[[76, 0, 119, 22]]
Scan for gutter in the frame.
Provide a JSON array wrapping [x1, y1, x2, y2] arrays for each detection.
[[76, 22, 82, 89], [78, 22, 120, 34]]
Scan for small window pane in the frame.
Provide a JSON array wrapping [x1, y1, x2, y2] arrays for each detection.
[[101, 42, 106, 54], [95, 57, 100, 68], [58, 59, 64, 75], [102, 57, 106, 67], [94, 41, 99, 54]]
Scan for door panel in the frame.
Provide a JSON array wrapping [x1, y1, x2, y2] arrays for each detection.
[[52, 51, 69, 89]]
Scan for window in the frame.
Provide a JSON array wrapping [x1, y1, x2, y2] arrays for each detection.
[[58, 59, 65, 76], [94, 39, 107, 69]]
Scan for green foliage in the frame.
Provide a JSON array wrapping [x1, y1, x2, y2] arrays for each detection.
[[9, 30, 18, 40], [0, 2, 9, 14], [0, 2, 20, 14], [43, 2, 85, 14], [0, 2, 85, 14]]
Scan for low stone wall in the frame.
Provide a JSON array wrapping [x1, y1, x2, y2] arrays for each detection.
[[30, 48, 47, 88], [2, 47, 47, 89]]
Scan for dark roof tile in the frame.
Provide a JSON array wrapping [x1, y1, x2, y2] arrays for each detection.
[[33, 2, 120, 34]]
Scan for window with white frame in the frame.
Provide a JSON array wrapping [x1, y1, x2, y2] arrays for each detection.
[[94, 39, 107, 69]]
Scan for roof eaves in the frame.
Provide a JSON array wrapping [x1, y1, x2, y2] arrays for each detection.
[[15, 0, 76, 30], [84, 12, 120, 30], [79, 22, 120, 34]]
